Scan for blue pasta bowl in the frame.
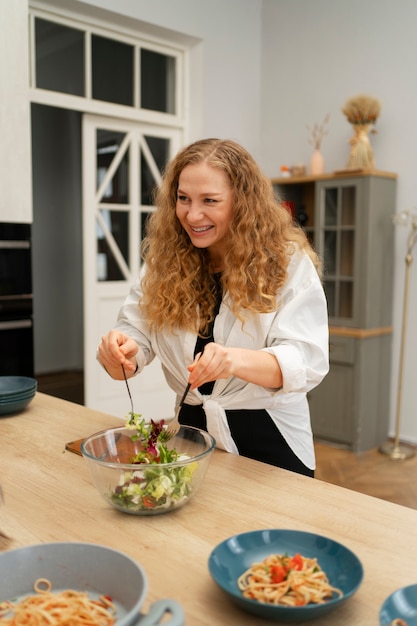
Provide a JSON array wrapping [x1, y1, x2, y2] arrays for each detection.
[[380, 584, 417, 625], [208, 529, 363, 622]]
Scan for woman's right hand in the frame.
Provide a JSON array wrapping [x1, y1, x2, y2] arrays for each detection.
[[97, 330, 139, 380]]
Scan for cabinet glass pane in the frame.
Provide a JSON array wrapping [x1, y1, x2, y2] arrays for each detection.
[[141, 49, 176, 114], [341, 187, 356, 226], [96, 130, 129, 204], [92, 35, 133, 106], [324, 281, 335, 317], [324, 231, 337, 274], [35, 18, 84, 96], [96, 210, 129, 281], [140, 136, 170, 205], [324, 188, 338, 225], [340, 231, 354, 276], [339, 281, 353, 318]]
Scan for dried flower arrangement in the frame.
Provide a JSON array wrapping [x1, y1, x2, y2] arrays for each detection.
[[342, 95, 381, 169], [342, 95, 381, 126], [306, 113, 330, 150]]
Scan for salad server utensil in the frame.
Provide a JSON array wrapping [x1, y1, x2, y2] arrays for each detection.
[[166, 347, 205, 440], [165, 382, 191, 440], [121, 364, 134, 417]]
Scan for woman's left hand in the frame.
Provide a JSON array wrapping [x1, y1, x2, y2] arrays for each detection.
[[187, 342, 232, 390], [187, 342, 283, 390]]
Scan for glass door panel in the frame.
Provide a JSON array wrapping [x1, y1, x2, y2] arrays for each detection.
[[341, 187, 356, 226], [324, 281, 336, 317], [96, 130, 129, 204], [324, 188, 338, 225], [321, 183, 357, 321], [324, 230, 337, 275], [340, 231, 354, 276], [140, 136, 170, 205], [96, 210, 129, 282], [339, 282, 353, 318]]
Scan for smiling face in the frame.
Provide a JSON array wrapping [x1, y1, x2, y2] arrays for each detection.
[[176, 162, 234, 270]]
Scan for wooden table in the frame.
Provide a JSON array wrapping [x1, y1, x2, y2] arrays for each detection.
[[1, 392, 416, 625]]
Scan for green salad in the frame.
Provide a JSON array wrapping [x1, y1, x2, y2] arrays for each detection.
[[111, 413, 197, 512]]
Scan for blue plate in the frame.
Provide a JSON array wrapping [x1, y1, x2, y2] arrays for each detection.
[[0, 397, 35, 416], [208, 529, 363, 622], [0, 376, 37, 397], [380, 584, 417, 625]]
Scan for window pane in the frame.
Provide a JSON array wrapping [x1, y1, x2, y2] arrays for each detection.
[[140, 136, 170, 205], [92, 35, 133, 106], [96, 130, 129, 204], [141, 49, 176, 113], [35, 18, 84, 96]]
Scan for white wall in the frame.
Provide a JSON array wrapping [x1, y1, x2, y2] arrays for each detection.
[[0, 0, 32, 223], [261, 0, 417, 443]]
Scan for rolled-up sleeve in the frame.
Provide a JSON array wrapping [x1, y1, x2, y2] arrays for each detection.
[[262, 251, 329, 394]]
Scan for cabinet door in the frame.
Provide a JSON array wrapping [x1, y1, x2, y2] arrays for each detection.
[[316, 180, 361, 326], [309, 363, 354, 445]]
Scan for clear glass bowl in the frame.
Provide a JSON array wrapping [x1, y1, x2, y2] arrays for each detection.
[[81, 425, 216, 516]]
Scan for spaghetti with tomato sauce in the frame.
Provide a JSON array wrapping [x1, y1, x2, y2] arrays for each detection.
[[237, 552, 343, 607], [0, 578, 116, 625]]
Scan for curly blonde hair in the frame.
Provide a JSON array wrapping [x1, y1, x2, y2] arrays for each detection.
[[140, 138, 320, 334]]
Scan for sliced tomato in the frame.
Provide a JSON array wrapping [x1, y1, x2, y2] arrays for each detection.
[[142, 495, 156, 508], [288, 553, 303, 571], [270, 564, 287, 584]]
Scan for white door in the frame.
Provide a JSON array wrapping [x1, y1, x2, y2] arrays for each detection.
[[82, 114, 179, 420]]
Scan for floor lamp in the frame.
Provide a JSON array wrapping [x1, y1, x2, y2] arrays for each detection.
[[380, 210, 417, 460]]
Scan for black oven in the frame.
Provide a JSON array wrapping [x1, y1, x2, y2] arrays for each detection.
[[0, 223, 34, 377]]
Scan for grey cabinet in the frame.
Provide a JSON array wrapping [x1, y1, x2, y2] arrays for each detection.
[[272, 171, 397, 451]]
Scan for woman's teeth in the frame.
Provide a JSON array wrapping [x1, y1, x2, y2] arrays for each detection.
[[192, 225, 212, 232]]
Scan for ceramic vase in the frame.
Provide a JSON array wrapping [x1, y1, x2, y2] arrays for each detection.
[[346, 123, 375, 169], [309, 148, 324, 175]]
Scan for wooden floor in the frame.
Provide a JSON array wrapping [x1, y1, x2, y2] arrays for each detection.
[[35, 370, 417, 510], [315, 440, 417, 510]]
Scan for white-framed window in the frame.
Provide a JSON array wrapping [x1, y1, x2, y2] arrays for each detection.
[[28, 2, 186, 129]]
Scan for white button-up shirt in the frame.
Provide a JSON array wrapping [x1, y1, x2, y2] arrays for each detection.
[[115, 250, 329, 469]]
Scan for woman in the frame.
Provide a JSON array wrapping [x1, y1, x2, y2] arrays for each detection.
[[97, 138, 329, 477]]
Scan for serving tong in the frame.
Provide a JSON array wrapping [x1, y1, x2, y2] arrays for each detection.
[[166, 347, 205, 440], [121, 364, 135, 417], [121, 348, 204, 440], [165, 382, 191, 440]]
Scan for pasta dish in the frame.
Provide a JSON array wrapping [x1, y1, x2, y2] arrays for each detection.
[[0, 578, 116, 625], [237, 552, 342, 607]]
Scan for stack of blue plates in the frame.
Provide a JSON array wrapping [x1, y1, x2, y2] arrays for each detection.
[[0, 376, 37, 416]]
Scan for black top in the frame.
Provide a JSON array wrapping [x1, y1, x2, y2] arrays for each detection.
[[194, 273, 222, 395]]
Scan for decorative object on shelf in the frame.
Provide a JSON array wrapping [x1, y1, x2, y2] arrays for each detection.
[[380, 210, 417, 460], [306, 113, 330, 175], [290, 163, 306, 177], [342, 94, 381, 170], [280, 165, 291, 178]]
